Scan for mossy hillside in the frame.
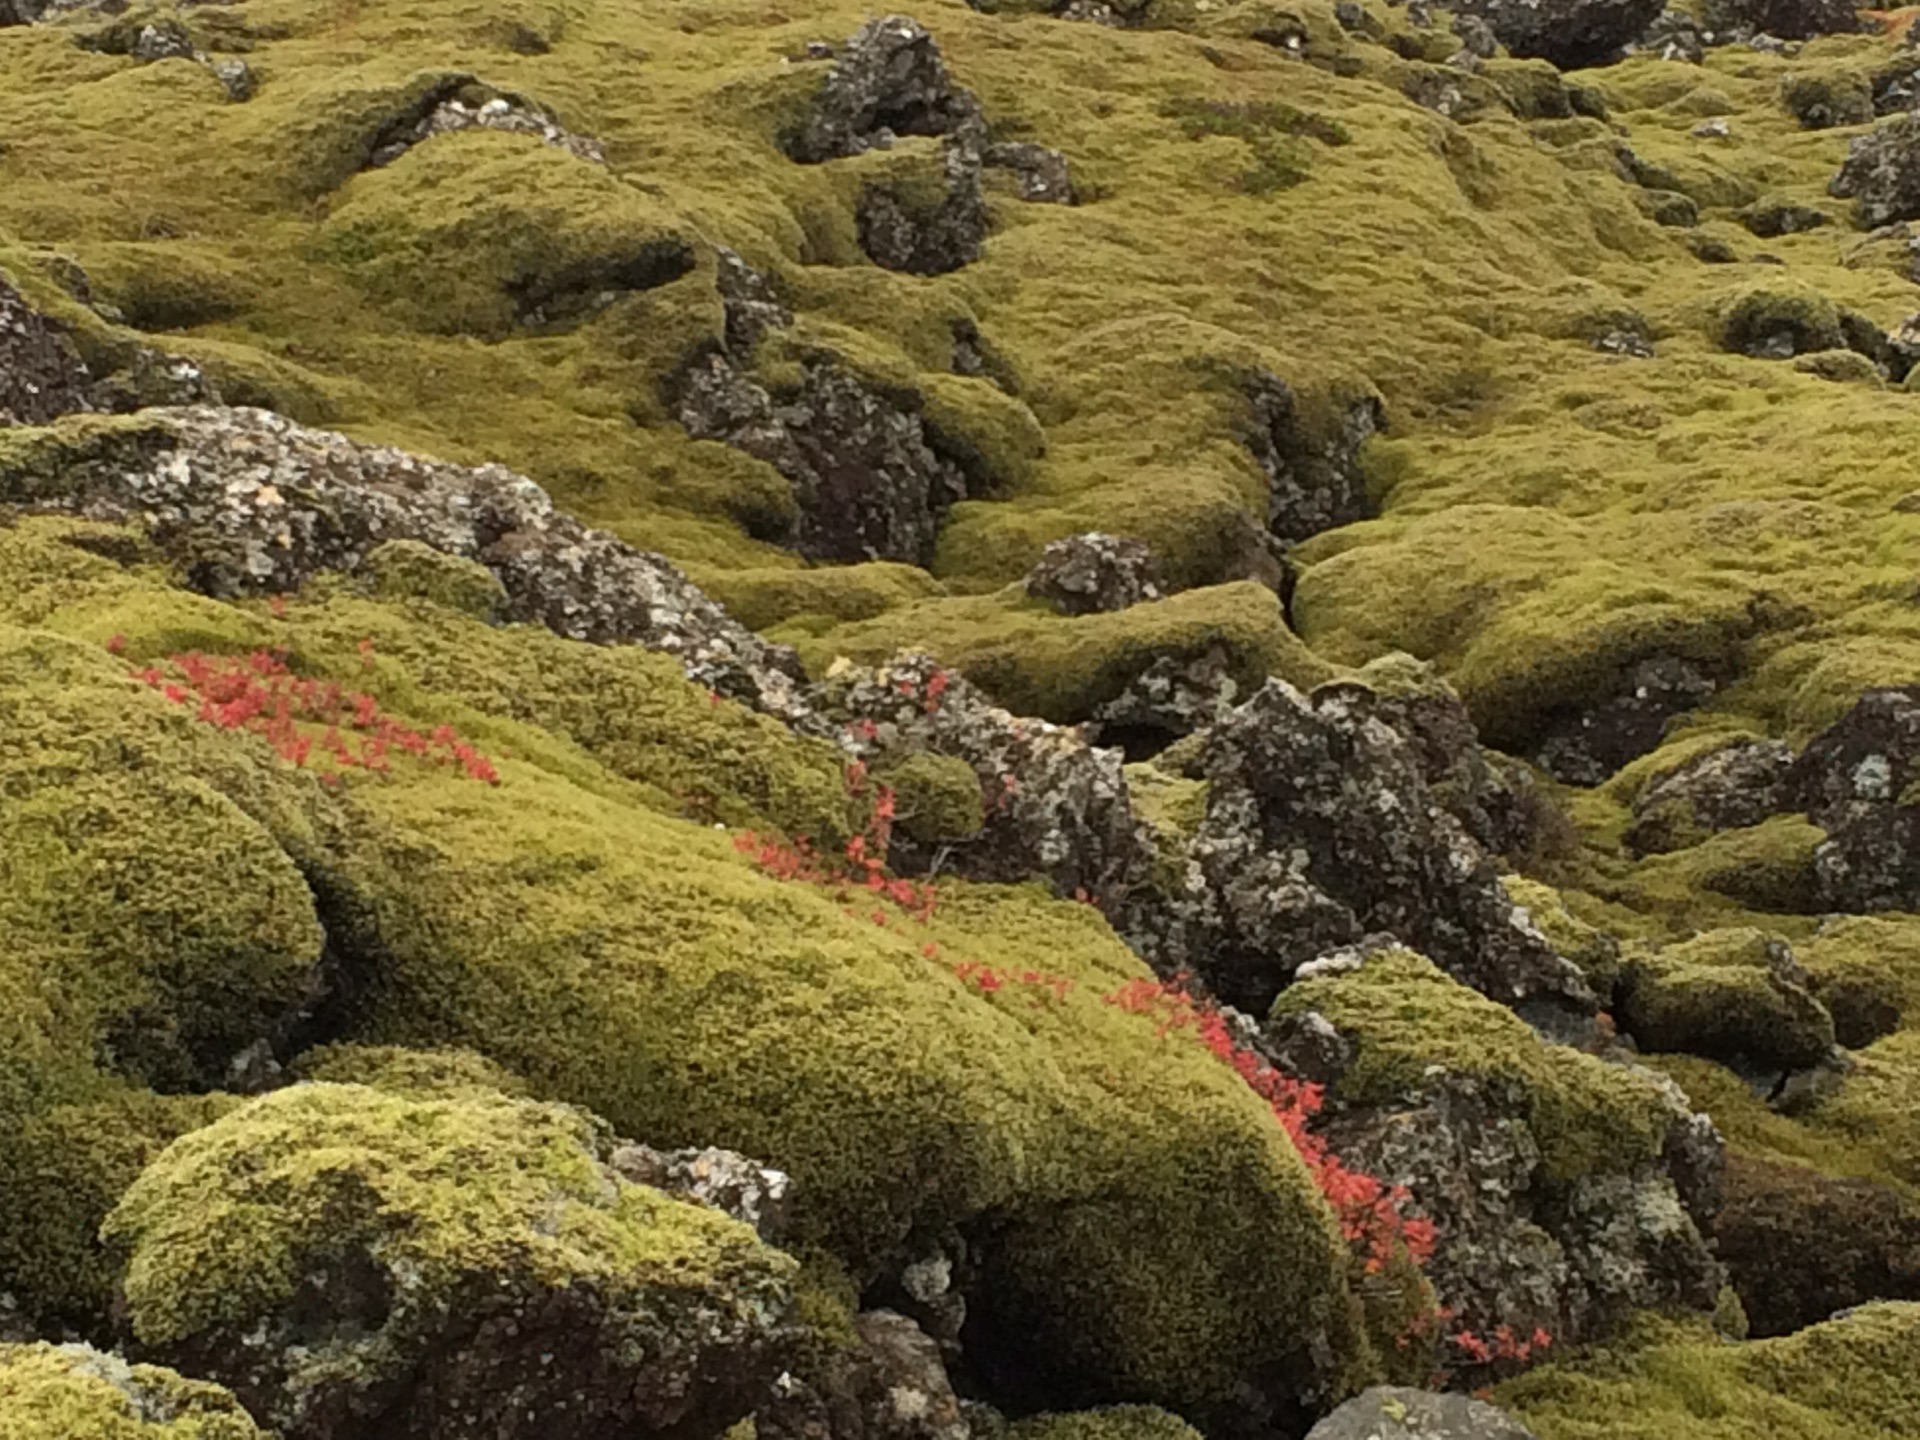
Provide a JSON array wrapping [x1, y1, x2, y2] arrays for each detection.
[[1271, 947, 1674, 1181], [103, 1083, 796, 1349], [320, 763, 1374, 1413], [9, 0, 1911, 704], [0, 1089, 238, 1336], [1498, 1304, 1920, 1440], [0, 1344, 264, 1440], [785, 580, 1335, 721]]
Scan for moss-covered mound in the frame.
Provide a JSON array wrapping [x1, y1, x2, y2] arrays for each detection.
[[104, 1083, 800, 1439], [1273, 948, 1673, 1181], [1499, 1304, 1920, 1440], [0, 1343, 264, 1440]]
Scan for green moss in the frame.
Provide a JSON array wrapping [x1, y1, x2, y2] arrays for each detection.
[[104, 1083, 796, 1346], [1007, 1406, 1204, 1440], [690, 561, 947, 634], [1712, 282, 1845, 357], [287, 1043, 532, 1097], [1779, 70, 1875, 129], [80, 241, 255, 333], [1505, 876, 1624, 992], [1808, 1030, 1920, 1186], [793, 581, 1333, 724], [1617, 929, 1836, 1072], [871, 751, 986, 843], [365, 539, 508, 618], [0, 1344, 265, 1440], [1797, 916, 1920, 1049], [1271, 947, 1674, 1180], [1622, 817, 1826, 921], [1499, 1304, 1920, 1440], [313, 129, 697, 339]]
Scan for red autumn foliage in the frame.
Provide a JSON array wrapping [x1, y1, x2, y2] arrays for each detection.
[[133, 646, 500, 786]]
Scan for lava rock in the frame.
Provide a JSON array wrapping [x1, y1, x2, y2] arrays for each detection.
[[1441, 0, 1665, 68], [674, 351, 972, 566], [1786, 687, 1920, 911], [1306, 1387, 1539, 1440], [1530, 654, 1722, 787], [1715, 1153, 1920, 1337], [984, 142, 1076, 203], [367, 80, 605, 168], [0, 276, 96, 425], [607, 1143, 794, 1242], [1626, 738, 1797, 856], [0, 404, 823, 732], [1024, 533, 1163, 615], [1245, 371, 1386, 546], [104, 1085, 802, 1440], [786, 16, 983, 164], [857, 138, 990, 275], [1832, 114, 1920, 229], [1135, 679, 1597, 1027], [1702, 0, 1864, 37], [759, 1311, 969, 1440]]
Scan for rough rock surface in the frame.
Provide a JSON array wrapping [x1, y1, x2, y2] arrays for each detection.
[[1440, 0, 1665, 68], [1023, 533, 1163, 615], [1273, 946, 1725, 1361], [0, 277, 96, 425], [855, 137, 990, 276], [1786, 687, 1920, 911], [1626, 738, 1797, 856], [608, 1143, 794, 1242], [1701, 0, 1863, 38], [1136, 679, 1597, 1028], [1306, 1387, 1539, 1440], [1092, 646, 1246, 756], [104, 1085, 801, 1440], [984, 142, 1076, 203], [1833, 114, 1920, 229], [1714, 1153, 1920, 1337], [1246, 372, 1385, 546], [1530, 654, 1722, 786], [786, 16, 982, 164], [368, 81, 606, 167], [0, 405, 823, 731], [825, 652, 1158, 903], [675, 351, 973, 565], [757, 1311, 969, 1440]]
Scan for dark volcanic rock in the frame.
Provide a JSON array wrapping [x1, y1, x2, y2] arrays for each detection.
[[984, 142, 1076, 203], [1307, 1386, 1539, 1440], [0, 277, 96, 426], [1023, 532, 1162, 615], [1626, 738, 1797, 856], [1786, 687, 1920, 912], [1715, 1154, 1920, 1337], [1441, 0, 1665, 68], [0, 404, 823, 732], [1832, 114, 1920, 229], [1702, 0, 1864, 38], [1531, 654, 1721, 787], [1136, 679, 1597, 1027], [674, 351, 972, 566], [757, 1311, 969, 1440], [1246, 372, 1385, 546], [786, 16, 981, 164], [857, 139, 990, 275]]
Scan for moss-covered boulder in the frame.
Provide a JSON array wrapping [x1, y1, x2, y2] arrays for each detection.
[[1271, 947, 1720, 1350], [1617, 930, 1837, 1075], [0, 1343, 264, 1440], [1499, 1304, 1920, 1439], [104, 1084, 802, 1440], [872, 750, 987, 843]]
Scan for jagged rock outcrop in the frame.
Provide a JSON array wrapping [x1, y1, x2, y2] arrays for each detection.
[[1272, 946, 1725, 1363], [1024, 533, 1163, 615], [1135, 679, 1596, 1030], [0, 276, 95, 425], [1626, 738, 1797, 856], [608, 1143, 794, 1242], [1440, 0, 1665, 68], [0, 405, 823, 731], [1246, 372, 1385, 546], [366, 79, 606, 167], [104, 1085, 802, 1440], [1530, 654, 1722, 787], [786, 17, 982, 164], [1786, 687, 1920, 912], [1833, 114, 1920, 229], [1701, 0, 1864, 38]]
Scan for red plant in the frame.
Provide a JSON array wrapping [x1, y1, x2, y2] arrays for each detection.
[[1103, 975, 1436, 1276], [134, 647, 500, 786]]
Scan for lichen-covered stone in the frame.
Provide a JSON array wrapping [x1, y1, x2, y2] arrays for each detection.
[[1440, 0, 1663, 68], [1007, 1407, 1203, 1440], [1024, 534, 1162, 617], [1307, 1388, 1538, 1440], [1626, 738, 1796, 857], [0, 1343, 265, 1440], [1271, 947, 1723, 1353], [0, 277, 95, 426], [104, 1084, 803, 1440], [1832, 113, 1920, 228]]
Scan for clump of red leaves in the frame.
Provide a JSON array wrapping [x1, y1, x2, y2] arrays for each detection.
[[1449, 1323, 1554, 1369], [1103, 975, 1437, 1276], [133, 646, 500, 786], [733, 762, 938, 922]]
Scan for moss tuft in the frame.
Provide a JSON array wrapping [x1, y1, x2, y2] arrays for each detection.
[[0, 1343, 265, 1440], [871, 751, 987, 843]]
